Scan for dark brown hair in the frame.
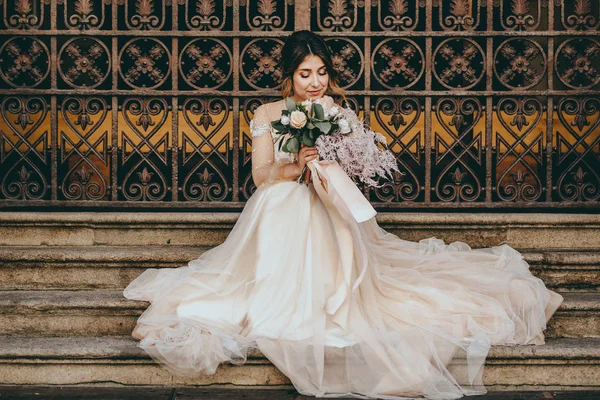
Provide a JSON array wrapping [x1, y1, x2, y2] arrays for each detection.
[[280, 30, 348, 106]]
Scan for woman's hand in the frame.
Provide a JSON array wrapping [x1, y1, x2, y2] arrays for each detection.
[[297, 145, 320, 171]]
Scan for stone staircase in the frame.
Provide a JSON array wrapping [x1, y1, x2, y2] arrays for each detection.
[[0, 212, 599, 391]]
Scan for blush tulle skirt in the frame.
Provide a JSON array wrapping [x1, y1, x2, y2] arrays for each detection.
[[123, 179, 563, 399]]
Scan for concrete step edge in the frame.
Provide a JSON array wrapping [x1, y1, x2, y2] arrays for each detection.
[[0, 335, 598, 362], [1, 212, 599, 227], [0, 246, 598, 267], [0, 291, 597, 317]]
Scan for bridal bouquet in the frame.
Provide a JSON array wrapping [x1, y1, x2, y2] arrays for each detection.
[[271, 97, 399, 187]]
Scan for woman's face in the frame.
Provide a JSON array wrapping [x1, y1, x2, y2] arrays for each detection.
[[291, 54, 329, 102]]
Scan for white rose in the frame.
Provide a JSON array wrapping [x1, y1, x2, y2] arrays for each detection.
[[280, 115, 290, 125], [301, 99, 313, 108], [327, 106, 340, 118], [290, 110, 307, 129], [338, 118, 351, 134]]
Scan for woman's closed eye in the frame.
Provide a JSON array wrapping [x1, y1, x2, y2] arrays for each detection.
[[301, 72, 327, 78]]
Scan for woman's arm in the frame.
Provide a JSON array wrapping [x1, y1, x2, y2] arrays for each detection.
[[250, 104, 302, 188]]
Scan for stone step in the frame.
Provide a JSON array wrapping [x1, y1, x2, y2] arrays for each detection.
[[0, 246, 598, 291], [1, 387, 600, 400], [0, 290, 597, 338], [1, 212, 598, 249], [0, 335, 598, 390], [1, 386, 598, 400]]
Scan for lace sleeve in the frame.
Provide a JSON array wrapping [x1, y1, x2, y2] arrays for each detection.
[[250, 104, 296, 188]]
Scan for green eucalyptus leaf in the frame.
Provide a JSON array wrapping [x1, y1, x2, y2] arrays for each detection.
[[313, 103, 325, 120], [306, 121, 315, 130], [314, 121, 332, 134], [303, 130, 316, 147], [271, 121, 287, 132], [285, 97, 297, 112], [287, 137, 300, 153]]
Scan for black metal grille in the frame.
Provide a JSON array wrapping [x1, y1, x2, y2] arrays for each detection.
[[0, 0, 598, 209]]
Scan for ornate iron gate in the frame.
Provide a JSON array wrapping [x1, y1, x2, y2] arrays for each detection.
[[0, 0, 598, 210]]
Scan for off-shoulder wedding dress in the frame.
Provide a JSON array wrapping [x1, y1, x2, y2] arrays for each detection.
[[124, 96, 564, 400]]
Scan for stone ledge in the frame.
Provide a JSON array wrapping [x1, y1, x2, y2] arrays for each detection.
[[0, 291, 596, 314], [0, 336, 598, 387], [0, 291, 597, 338], [0, 212, 598, 249], [1, 247, 598, 291], [0, 246, 597, 266], [1, 212, 598, 226], [0, 336, 598, 362]]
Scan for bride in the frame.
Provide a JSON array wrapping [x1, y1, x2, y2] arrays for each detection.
[[123, 30, 564, 399]]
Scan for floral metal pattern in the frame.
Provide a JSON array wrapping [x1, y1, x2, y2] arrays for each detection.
[[0, 1, 597, 209], [371, 38, 424, 90], [242, 0, 292, 31], [433, 38, 486, 90], [495, 0, 542, 31], [325, 38, 363, 89], [118, 0, 167, 30], [0, 37, 50, 88], [559, 0, 599, 31], [2, 0, 46, 29], [373, 0, 422, 31], [240, 38, 283, 90], [179, 38, 232, 90], [62, 0, 110, 30], [58, 37, 111, 89], [435, 0, 483, 31], [494, 38, 546, 90], [119, 38, 171, 89], [312, 0, 362, 32], [555, 38, 600, 90]]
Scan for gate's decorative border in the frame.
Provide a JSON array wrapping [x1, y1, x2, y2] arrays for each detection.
[[0, 0, 598, 209]]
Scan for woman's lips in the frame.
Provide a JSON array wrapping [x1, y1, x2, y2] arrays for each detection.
[[308, 90, 322, 95]]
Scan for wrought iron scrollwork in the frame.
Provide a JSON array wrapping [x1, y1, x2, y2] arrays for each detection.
[[433, 98, 484, 203], [120, 97, 170, 202], [372, 97, 423, 202], [555, 97, 600, 202], [59, 97, 109, 200], [180, 97, 231, 202], [0, 96, 49, 200], [495, 98, 544, 202], [0, 1, 596, 209]]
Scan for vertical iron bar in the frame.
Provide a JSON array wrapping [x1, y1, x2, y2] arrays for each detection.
[[295, 0, 311, 30], [546, 3, 555, 202], [425, 0, 433, 203], [110, 0, 118, 201], [233, 0, 240, 202], [171, 3, 179, 201], [50, 95, 57, 201], [485, 2, 494, 203], [50, 0, 58, 201]]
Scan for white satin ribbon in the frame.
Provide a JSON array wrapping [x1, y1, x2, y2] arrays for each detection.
[[307, 160, 376, 223], [307, 160, 375, 328]]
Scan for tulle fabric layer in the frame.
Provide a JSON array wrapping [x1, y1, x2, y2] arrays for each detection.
[[123, 180, 563, 399]]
